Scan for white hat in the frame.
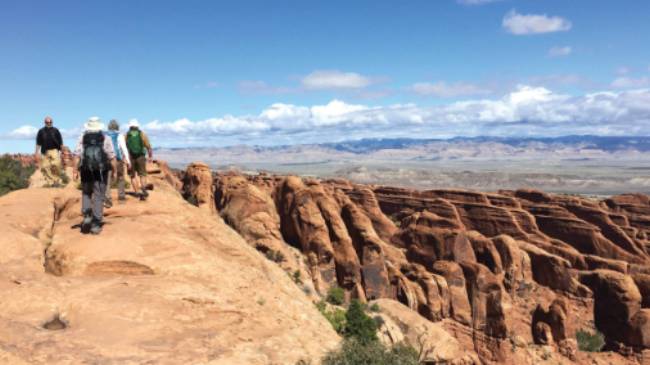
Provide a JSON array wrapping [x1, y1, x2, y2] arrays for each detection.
[[128, 119, 140, 128], [84, 117, 104, 132]]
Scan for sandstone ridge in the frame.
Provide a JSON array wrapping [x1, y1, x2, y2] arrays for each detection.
[[1, 162, 341, 364]]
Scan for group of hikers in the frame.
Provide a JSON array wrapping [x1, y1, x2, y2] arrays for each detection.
[[35, 116, 153, 235]]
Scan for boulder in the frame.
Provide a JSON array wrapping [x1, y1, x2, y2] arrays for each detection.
[[371, 299, 481, 364], [182, 162, 215, 213], [579, 270, 642, 345]]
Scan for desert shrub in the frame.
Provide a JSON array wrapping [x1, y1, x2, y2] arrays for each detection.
[[185, 195, 198, 206], [322, 338, 418, 365], [316, 300, 347, 334], [369, 303, 381, 312], [264, 249, 286, 263], [326, 286, 345, 305], [0, 156, 35, 196], [345, 300, 377, 344], [292, 270, 303, 284], [576, 329, 605, 352]]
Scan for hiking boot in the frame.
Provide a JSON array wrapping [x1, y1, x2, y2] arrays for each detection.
[[141, 189, 149, 198], [104, 199, 113, 209], [139, 193, 147, 201], [81, 215, 93, 234], [90, 224, 103, 235]]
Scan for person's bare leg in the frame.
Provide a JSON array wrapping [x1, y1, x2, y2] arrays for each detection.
[[131, 173, 141, 195]]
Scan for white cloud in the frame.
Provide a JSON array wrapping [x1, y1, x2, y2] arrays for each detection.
[[5, 87, 650, 144], [409, 82, 491, 98], [611, 77, 650, 89], [502, 10, 572, 35], [548, 46, 572, 57], [134, 86, 650, 142], [457, 0, 501, 5], [7, 125, 38, 139], [301, 70, 372, 90]]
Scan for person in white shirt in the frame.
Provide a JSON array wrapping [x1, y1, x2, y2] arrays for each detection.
[[72, 117, 116, 235], [104, 119, 132, 207]]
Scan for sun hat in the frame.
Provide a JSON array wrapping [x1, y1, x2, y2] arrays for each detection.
[[84, 117, 104, 132], [128, 119, 140, 128]]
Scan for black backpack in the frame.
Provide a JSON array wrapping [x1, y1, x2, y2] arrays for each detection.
[[81, 132, 108, 173]]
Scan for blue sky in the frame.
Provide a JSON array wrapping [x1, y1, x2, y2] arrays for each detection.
[[1, 0, 650, 152]]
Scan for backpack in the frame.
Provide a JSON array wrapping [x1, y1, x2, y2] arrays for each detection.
[[106, 131, 122, 161], [81, 132, 108, 173], [126, 129, 145, 157]]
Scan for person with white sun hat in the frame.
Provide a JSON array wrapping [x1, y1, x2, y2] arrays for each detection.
[[72, 117, 116, 235]]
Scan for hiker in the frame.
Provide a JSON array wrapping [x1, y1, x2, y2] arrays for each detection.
[[34, 116, 64, 186], [104, 120, 131, 207], [72, 117, 115, 235], [125, 119, 153, 200]]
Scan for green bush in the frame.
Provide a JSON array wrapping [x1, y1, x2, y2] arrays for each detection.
[[322, 338, 419, 365], [326, 286, 345, 305], [0, 156, 35, 196], [316, 300, 347, 334], [345, 300, 378, 344], [576, 329, 605, 352]]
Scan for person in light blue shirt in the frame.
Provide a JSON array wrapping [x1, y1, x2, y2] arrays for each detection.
[[104, 119, 131, 207]]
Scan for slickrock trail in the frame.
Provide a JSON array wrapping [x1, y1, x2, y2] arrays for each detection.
[[0, 162, 339, 364], [181, 163, 650, 365]]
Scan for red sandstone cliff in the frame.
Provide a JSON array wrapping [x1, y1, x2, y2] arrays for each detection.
[[181, 164, 650, 364]]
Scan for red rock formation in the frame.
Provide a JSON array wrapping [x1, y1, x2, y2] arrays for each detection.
[[198, 172, 650, 361], [182, 162, 215, 213]]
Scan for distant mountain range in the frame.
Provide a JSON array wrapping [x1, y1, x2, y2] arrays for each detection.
[[156, 136, 650, 195], [319, 136, 650, 153], [157, 135, 650, 167], [159, 135, 650, 155]]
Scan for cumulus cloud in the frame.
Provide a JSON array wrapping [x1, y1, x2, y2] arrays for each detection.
[[548, 46, 572, 57], [409, 82, 491, 98], [301, 70, 372, 90], [503, 10, 572, 35], [5, 86, 650, 144], [7, 125, 38, 139], [611, 77, 650, 89], [133, 86, 650, 143]]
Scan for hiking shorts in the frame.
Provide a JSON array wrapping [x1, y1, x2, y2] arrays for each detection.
[[129, 155, 147, 177]]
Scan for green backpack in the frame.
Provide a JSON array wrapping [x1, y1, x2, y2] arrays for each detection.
[[126, 129, 145, 157]]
